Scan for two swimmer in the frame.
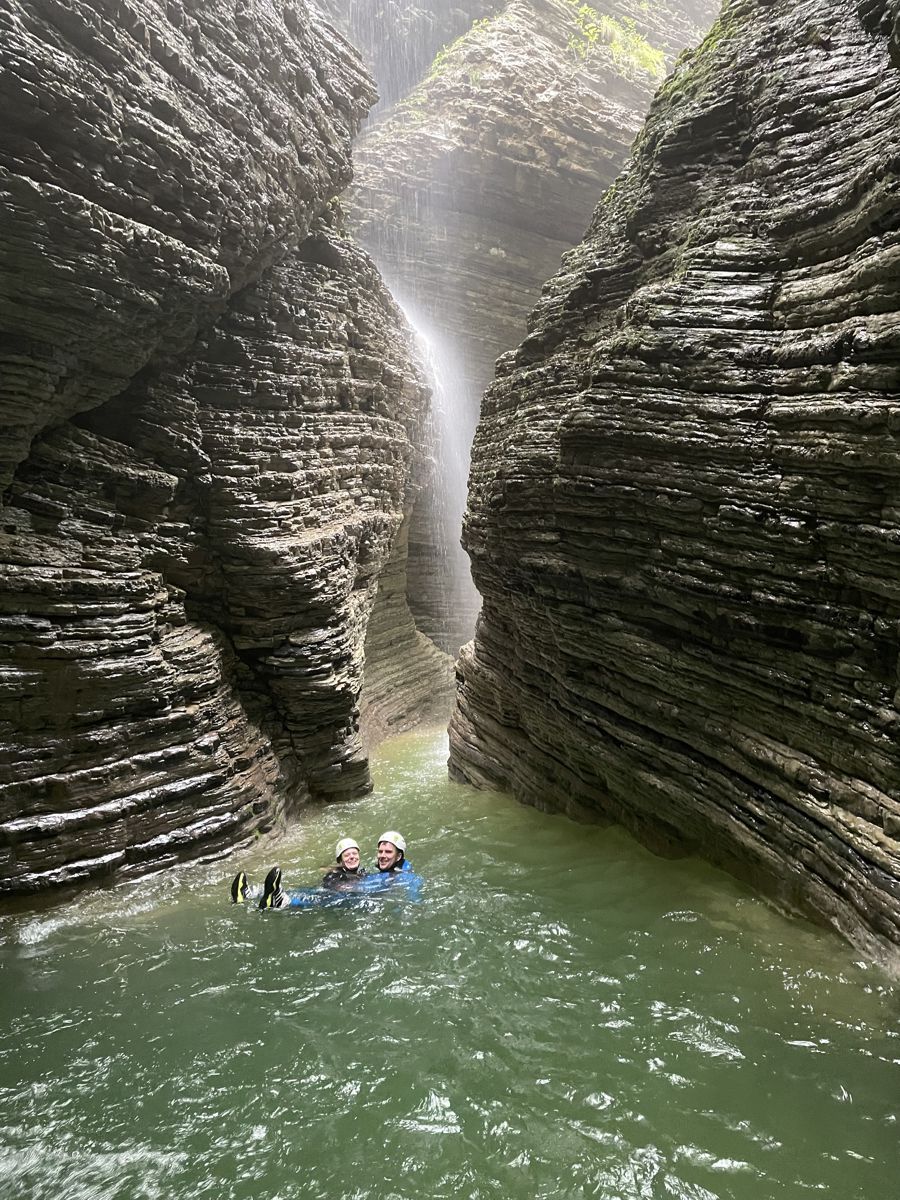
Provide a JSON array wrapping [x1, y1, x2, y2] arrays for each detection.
[[231, 831, 410, 909]]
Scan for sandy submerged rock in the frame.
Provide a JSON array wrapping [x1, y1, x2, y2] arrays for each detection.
[[449, 0, 900, 968]]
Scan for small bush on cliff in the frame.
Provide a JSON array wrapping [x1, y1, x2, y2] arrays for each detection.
[[565, 2, 665, 79]]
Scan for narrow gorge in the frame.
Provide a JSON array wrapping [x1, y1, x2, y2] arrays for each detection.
[[2, 4, 900, 1198], [1, 0, 899, 977]]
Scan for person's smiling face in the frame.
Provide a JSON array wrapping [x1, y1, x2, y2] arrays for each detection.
[[339, 846, 360, 870], [377, 841, 400, 870]]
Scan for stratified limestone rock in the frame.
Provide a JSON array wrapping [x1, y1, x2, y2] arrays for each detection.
[[360, 515, 455, 743], [1, 216, 446, 893], [450, 0, 900, 966], [611, 0, 723, 60], [317, 0, 503, 116], [347, 0, 719, 397], [0, 424, 290, 888], [0, 0, 372, 491], [0, 1, 448, 895]]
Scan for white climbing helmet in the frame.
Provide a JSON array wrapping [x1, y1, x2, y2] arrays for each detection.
[[377, 830, 406, 853], [335, 837, 360, 861]]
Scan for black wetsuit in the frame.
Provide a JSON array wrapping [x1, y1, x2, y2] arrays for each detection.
[[321, 864, 368, 889]]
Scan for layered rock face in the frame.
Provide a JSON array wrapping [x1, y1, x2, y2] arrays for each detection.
[[0, 0, 371, 491], [345, 0, 718, 653], [450, 0, 900, 964], [318, 0, 503, 117], [0, 1, 450, 895], [360, 513, 455, 743], [348, 0, 719, 398]]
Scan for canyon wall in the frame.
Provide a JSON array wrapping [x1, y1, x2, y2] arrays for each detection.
[[0, 0, 449, 895], [318, 0, 504, 117], [347, 0, 720, 399], [344, 0, 719, 652], [449, 0, 900, 965]]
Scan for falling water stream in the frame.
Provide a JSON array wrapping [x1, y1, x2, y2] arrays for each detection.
[[396, 292, 483, 650], [1, 728, 897, 1200], [343, 4, 492, 654]]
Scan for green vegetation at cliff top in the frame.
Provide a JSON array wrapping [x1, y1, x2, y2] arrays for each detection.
[[402, 1, 664, 120], [565, 2, 665, 78]]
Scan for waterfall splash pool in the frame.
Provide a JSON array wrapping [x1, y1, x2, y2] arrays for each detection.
[[1, 728, 896, 1200]]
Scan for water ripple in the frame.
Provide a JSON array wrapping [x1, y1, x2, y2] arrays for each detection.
[[0, 729, 897, 1200]]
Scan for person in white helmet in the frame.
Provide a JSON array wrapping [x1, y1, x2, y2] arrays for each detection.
[[230, 831, 417, 908], [322, 837, 368, 889], [376, 831, 409, 874], [231, 836, 366, 907]]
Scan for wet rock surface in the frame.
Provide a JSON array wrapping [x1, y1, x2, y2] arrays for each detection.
[[318, 0, 504, 117], [449, 0, 900, 964], [347, 0, 719, 397], [0, 0, 372, 492], [0, 2, 448, 895], [360, 514, 455, 744]]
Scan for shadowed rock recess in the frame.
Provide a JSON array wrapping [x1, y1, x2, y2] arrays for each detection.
[[0, 0, 450, 895], [449, 0, 900, 965]]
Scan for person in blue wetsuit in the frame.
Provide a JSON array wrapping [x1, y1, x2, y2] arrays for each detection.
[[372, 831, 422, 900], [375, 830, 409, 874]]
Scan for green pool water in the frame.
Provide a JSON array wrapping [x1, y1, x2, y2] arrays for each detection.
[[1, 728, 897, 1200]]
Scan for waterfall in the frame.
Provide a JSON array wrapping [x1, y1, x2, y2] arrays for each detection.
[[333, 3, 496, 653], [395, 291, 482, 654]]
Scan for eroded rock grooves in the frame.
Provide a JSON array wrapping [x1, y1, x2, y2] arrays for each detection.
[[449, 0, 900, 964], [0, 0, 450, 895]]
